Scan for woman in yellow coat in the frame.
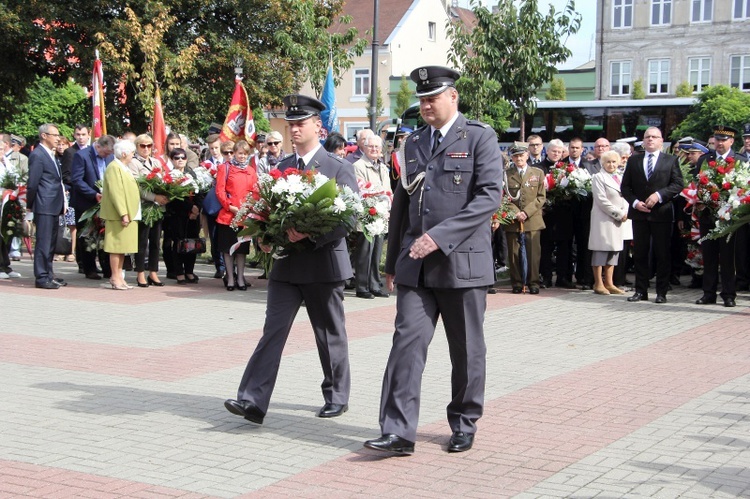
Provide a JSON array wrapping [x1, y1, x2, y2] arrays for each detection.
[[101, 140, 141, 290]]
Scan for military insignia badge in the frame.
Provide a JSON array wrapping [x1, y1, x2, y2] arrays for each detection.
[[419, 68, 428, 81], [289, 95, 298, 106], [453, 173, 463, 185]]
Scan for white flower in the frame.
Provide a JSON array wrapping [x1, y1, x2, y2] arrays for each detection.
[[332, 197, 347, 213]]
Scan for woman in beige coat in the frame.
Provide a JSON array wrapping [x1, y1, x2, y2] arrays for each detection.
[[588, 150, 629, 295], [101, 140, 141, 290]]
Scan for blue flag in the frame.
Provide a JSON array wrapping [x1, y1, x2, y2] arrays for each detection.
[[320, 66, 339, 139]]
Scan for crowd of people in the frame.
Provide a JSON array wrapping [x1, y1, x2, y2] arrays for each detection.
[[497, 123, 750, 308]]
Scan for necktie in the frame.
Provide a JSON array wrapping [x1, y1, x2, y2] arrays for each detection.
[[297, 157, 305, 171], [431, 130, 441, 154], [646, 153, 654, 180]]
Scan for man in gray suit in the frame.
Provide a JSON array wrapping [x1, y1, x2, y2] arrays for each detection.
[[364, 66, 503, 455], [26, 124, 66, 289], [225, 95, 358, 424]]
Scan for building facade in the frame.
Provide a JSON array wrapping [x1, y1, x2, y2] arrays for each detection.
[[596, 0, 750, 100]]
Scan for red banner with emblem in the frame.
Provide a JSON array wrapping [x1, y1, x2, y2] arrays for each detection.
[[92, 52, 106, 139], [220, 77, 256, 144], [152, 87, 166, 160]]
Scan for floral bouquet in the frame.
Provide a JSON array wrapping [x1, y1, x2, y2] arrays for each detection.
[[685, 242, 703, 275], [78, 204, 106, 252], [357, 179, 391, 241], [232, 168, 360, 254], [683, 156, 750, 240], [190, 166, 215, 194], [137, 167, 195, 226], [1, 169, 28, 244], [544, 161, 591, 205], [492, 194, 519, 227]]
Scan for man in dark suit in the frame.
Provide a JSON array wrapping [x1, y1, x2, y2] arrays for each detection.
[[26, 124, 66, 289], [70, 134, 115, 279], [621, 126, 683, 303], [694, 125, 749, 308], [364, 66, 502, 455], [61, 124, 90, 184], [225, 95, 358, 424]]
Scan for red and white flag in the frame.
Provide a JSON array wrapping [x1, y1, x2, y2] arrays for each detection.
[[220, 77, 256, 144], [152, 86, 166, 160], [92, 51, 106, 139]]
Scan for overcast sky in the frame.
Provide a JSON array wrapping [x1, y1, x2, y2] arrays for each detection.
[[453, 0, 596, 70]]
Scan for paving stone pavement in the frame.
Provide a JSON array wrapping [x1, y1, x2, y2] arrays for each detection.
[[2, 256, 750, 498]]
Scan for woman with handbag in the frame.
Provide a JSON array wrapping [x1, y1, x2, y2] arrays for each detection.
[[216, 140, 258, 291], [128, 134, 168, 288], [164, 148, 202, 285], [101, 140, 141, 290]]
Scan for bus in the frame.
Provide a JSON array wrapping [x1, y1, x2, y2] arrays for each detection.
[[398, 97, 696, 152]]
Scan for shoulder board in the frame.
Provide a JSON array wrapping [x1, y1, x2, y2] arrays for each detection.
[[326, 152, 344, 163], [466, 120, 490, 128]]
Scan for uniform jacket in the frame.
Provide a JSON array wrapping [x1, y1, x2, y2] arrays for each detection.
[[385, 113, 503, 289], [588, 171, 628, 252], [26, 146, 65, 216], [620, 151, 683, 223], [503, 165, 546, 233], [70, 146, 114, 214], [3, 151, 29, 176], [269, 147, 359, 284], [695, 149, 748, 230]]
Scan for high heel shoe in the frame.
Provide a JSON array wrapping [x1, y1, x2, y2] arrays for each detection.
[[185, 274, 199, 283], [137, 280, 149, 288], [147, 276, 165, 287], [225, 284, 235, 291], [109, 279, 131, 290], [237, 283, 248, 291]]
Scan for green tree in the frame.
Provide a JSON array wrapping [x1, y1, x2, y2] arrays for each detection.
[[675, 81, 694, 97], [671, 85, 750, 142], [1, 0, 365, 137], [366, 85, 384, 124], [393, 75, 412, 117], [5, 77, 88, 142], [545, 77, 567, 100], [447, 0, 581, 140], [632, 79, 645, 99]]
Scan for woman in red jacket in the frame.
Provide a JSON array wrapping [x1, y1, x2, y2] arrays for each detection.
[[215, 140, 258, 291]]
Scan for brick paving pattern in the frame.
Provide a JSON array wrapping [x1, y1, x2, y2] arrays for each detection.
[[2, 256, 749, 498]]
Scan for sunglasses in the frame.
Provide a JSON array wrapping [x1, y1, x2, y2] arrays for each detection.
[[267, 141, 280, 146], [139, 144, 153, 148], [222, 151, 234, 155], [172, 155, 187, 160]]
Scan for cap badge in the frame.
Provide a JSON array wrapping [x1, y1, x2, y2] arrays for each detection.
[[419, 68, 428, 81], [289, 95, 298, 106]]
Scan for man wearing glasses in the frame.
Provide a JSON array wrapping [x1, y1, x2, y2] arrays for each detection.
[[526, 135, 545, 165], [26, 124, 66, 289]]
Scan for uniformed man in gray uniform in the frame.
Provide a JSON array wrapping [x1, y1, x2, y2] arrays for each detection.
[[364, 66, 503, 455], [225, 95, 358, 424]]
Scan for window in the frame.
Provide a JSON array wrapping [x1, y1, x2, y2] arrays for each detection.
[[648, 59, 670, 94], [688, 57, 711, 92], [610, 61, 631, 96], [691, 0, 713, 22], [613, 0, 633, 28], [652, 0, 672, 25], [730, 55, 750, 90], [428, 22, 436, 41], [735, 0, 750, 19], [353, 69, 370, 97]]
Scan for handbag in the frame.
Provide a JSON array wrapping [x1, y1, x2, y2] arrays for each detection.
[[202, 165, 231, 216], [176, 237, 207, 254]]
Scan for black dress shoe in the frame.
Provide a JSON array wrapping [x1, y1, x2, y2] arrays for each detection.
[[628, 292, 648, 302], [85, 271, 102, 280], [224, 399, 264, 424], [356, 291, 375, 299], [695, 294, 717, 305], [448, 431, 474, 453], [364, 434, 415, 455], [52, 278, 68, 287], [723, 298, 736, 307], [147, 276, 165, 286], [654, 295, 667, 304], [317, 403, 348, 418], [35, 280, 60, 289], [512, 287, 523, 294], [371, 290, 390, 298], [528, 286, 540, 294], [137, 280, 149, 288]]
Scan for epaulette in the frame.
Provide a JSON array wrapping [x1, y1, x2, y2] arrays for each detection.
[[466, 120, 490, 128], [326, 152, 345, 163]]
